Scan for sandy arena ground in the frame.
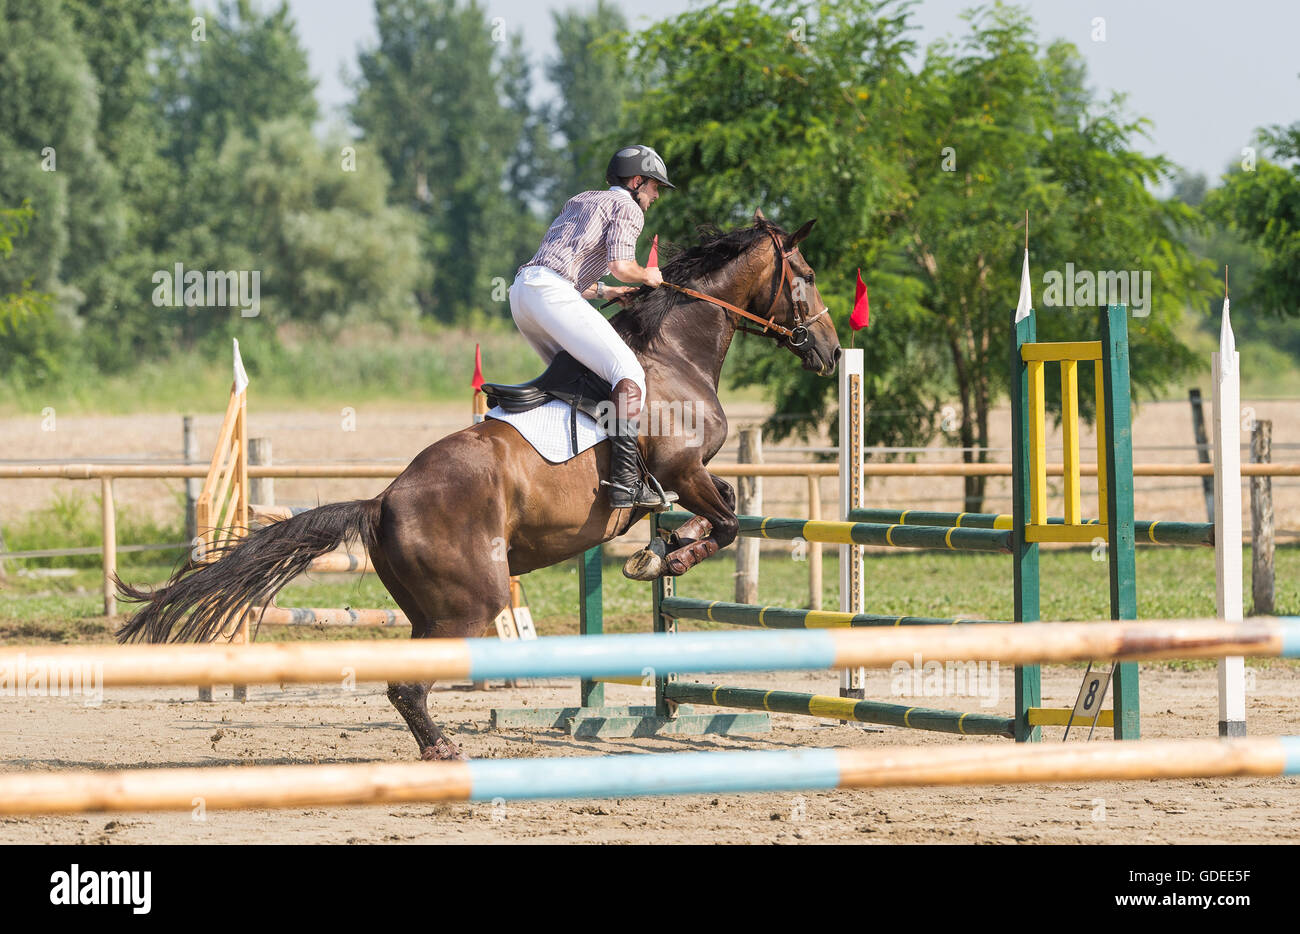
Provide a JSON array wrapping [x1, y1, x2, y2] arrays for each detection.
[[2, 664, 1297, 844], [1, 399, 1297, 842]]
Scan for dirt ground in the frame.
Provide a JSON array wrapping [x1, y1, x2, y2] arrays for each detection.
[[2, 397, 1297, 842], [2, 663, 1297, 844]]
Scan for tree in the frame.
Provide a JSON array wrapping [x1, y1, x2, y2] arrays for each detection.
[[84, 0, 325, 364], [1205, 119, 1300, 318], [617, 0, 1210, 511], [151, 0, 317, 174], [351, 0, 537, 322], [888, 5, 1209, 509], [498, 33, 552, 274], [0, 202, 52, 336], [0, 0, 125, 383], [545, 0, 629, 209], [213, 120, 423, 331], [614, 0, 932, 449]]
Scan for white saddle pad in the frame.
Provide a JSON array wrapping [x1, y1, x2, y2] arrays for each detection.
[[486, 400, 607, 463]]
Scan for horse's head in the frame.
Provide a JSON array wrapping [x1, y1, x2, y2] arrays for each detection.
[[753, 214, 840, 377]]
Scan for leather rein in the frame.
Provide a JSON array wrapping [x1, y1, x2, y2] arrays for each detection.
[[655, 228, 828, 348]]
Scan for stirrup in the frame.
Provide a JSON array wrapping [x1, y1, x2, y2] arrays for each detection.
[[601, 475, 679, 511]]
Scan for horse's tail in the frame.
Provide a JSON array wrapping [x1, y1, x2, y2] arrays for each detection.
[[115, 499, 381, 644]]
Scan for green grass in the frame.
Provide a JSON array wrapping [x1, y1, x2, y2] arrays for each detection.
[[0, 320, 783, 417], [4, 543, 1297, 656]]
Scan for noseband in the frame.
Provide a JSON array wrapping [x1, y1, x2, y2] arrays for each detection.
[[656, 228, 829, 347]]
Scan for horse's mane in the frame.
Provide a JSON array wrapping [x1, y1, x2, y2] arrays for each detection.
[[611, 218, 784, 353]]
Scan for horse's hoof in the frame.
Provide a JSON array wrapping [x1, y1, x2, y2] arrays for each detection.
[[422, 738, 468, 762], [622, 547, 666, 581]]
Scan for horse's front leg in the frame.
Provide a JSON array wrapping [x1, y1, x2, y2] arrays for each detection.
[[623, 469, 737, 580]]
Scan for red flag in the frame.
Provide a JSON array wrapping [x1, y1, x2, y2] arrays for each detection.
[[850, 269, 870, 330], [471, 343, 484, 391], [647, 234, 659, 268]]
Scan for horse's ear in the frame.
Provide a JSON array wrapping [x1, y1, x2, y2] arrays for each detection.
[[754, 208, 767, 225], [785, 219, 816, 250]]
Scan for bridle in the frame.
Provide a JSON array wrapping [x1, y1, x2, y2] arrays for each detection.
[[656, 228, 829, 349]]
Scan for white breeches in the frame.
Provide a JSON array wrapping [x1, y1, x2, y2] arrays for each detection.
[[509, 265, 646, 401]]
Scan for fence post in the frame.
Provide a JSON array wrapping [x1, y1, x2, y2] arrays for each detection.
[[101, 476, 117, 617], [1212, 337, 1246, 736], [1251, 420, 1274, 615], [231, 437, 267, 704], [735, 427, 762, 605], [807, 474, 822, 610], [838, 348, 866, 700], [1189, 389, 1215, 523], [183, 415, 199, 544], [249, 438, 273, 508]]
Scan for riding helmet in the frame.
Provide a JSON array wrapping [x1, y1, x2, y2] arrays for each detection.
[[605, 145, 676, 189]]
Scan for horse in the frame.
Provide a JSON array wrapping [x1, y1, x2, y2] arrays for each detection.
[[116, 212, 842, 760]]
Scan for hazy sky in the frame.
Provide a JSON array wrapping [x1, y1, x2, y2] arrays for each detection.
[[287, 0, 1299, 182]]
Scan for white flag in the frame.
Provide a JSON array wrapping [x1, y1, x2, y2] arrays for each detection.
[[1014, 248, 1032, 323], [233, 338, 249, 395], [1219, 296, 1236, 379]]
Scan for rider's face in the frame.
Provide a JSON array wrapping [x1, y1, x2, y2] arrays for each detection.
[[633, 178, 661, 210]]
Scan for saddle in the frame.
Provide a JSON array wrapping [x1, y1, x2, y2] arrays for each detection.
[[481, 352, 612, 455]]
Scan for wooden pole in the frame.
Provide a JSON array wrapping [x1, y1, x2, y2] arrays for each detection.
[[0, 736, 1293, 814], [660, 595, 1005, 628], [3, 461, 1298, 481], [838, 348, 866, 700], [1, 617, 1293, 688], [807, 473, 822, 610], [1101, 305, 1139, 738], [1251, 420, 1275, 615], [1213, 343, 1247, 736], [735, 427, 762, 605], [248, 438, 273, 508], [183, 415, 199, 544], [232, 389, 249, 703], [100, 477, 116, 617], [664, 682, 1015, 736], [194, 417, 211, 699], [1188, 389, 1215, 522], [1011, 305, 1041, 742]]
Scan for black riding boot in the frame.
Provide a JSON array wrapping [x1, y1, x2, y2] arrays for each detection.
[[603, 417, 678, 510]]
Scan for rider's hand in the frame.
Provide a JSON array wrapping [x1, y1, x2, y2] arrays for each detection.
[[611, 286, 639, 305], [643, 266, 664, 288]]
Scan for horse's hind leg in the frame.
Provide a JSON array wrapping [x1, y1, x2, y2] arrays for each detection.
[[370, 537, 510, 761]]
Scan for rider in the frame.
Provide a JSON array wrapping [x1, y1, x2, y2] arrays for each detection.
[[510, 144, 677, 509]]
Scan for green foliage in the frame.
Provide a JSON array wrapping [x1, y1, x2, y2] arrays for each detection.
[[0, 320, 543, 413], [151, 0, 318, 172], [616, 1, 1210, 515], [0, 0, 1292, 438], [207, 119, 422, 330], [545, 0, 629, 210], [0, 0, 124, 295], [887, 6, 1208, 444], [615, 0, 928, 446], [351, 0, 543, 322], [1205, 121, 1300, 318], [1, 492, 187, 571], [0, 200, 53, 336]]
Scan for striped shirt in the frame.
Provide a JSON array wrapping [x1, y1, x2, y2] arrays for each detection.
[[520, 187, 643, 293]]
